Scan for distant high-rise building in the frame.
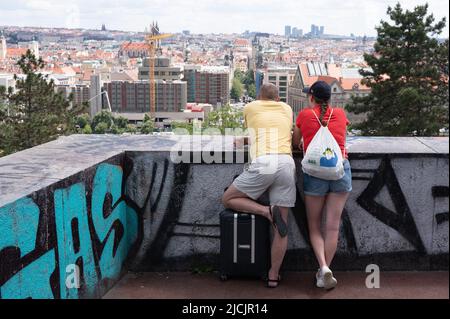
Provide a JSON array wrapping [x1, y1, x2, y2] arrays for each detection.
[[285, 25, 291, 38], [0, 33, 6, 60], [310, 24, 322, 37], [263, 67, 297, 103], [89, 75, 103, 118], [193, 67, 230, 106], [184, 66, 231, 105], [291, 27, 303, 38], [184, 65, 201, 103], [57, 85, 90, 107], [104, 80, 187, 113], [101, 24, 106, 31]]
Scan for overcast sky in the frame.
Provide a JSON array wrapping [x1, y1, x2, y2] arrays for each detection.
[[0, 0, 448, 37]]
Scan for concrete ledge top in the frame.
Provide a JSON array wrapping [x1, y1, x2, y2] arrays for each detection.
[[0, 134, 448, 207]]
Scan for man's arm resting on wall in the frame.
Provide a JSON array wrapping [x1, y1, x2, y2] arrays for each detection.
[[234, 136, 250, 148]]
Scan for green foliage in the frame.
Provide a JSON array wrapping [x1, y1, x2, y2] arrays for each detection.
[[125, 124, 138, 134], [204, 105, 245, 135], [140, 114, 155, 134], [76, 113, 90, 129], [91, 110, 114, 132], [76, 111, 155, 135], [247, 83, 257, 99], [232, 69, 255, 100], [94, 122, 109, 134], [346, 3, 449, 136], [242, 69, 255, 87], [115, 116, 129, 129], [231, 78, 244, 101], [82, 124, 93, 134], [0, 50, 83, 157], [171, 121, 194, 135], [233, 69, 244, 82]]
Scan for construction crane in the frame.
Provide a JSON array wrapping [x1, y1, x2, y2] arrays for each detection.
[[145, 29, 173, 116]]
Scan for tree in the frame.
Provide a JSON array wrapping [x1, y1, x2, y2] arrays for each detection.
[[0, 96, 13, 156], [82, 124, 93, 134], [75, 113, 90, 130], [0, 50, 81, 156], [115, 116, 129, 130], [243, 69, 255, 87], [204, 105, 245, 134], [140, 114, 155, 134], [171, 121, 194, 134], [125, 124, 138, 134], [247, 83, 257, 99], [230, 78, 244, 101], [91, 110, 114, 131], [94, 122, 109, 134], [346, 3, 449, 136], [234, 69, 244, 82]]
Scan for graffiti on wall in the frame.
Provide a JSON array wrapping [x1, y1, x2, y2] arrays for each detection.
[[0, 163, 138, 299], [1, 151, 448, 299], [122, 154, 448, 270]]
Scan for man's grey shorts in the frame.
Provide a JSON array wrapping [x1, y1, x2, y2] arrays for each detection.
[[232, 154, 297, 208]]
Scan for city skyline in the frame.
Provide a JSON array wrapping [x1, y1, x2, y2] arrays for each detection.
[[0, 0, 449, 37]]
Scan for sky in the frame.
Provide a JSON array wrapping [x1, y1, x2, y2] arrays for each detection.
[[0, 0, 449, 37]]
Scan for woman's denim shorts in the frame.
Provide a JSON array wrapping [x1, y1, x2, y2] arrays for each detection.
[[303, 160, 352, 196]]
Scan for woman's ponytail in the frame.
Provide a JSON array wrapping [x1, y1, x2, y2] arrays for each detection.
[[314, 97, 329, 124], [319, 101, 328, 123]]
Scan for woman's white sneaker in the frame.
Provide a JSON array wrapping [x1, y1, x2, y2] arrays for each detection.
[[320, 266, 337, 290], [315, 269, 324, 288]]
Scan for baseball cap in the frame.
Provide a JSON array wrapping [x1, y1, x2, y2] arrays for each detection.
[[302, 81, 331, 101]]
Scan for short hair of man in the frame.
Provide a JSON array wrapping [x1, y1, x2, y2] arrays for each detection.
[[259, 83, 280, 101]]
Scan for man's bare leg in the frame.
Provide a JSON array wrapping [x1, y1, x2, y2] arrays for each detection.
[[222, 185, 272, 222], [267, 207, 289, 287]]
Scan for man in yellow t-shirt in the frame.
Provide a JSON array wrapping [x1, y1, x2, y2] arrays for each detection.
[[244, 91, 293, 159], [222, 83, 296, 288]]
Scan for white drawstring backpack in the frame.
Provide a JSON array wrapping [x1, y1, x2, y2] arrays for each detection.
[[301, 108, 345, 180]]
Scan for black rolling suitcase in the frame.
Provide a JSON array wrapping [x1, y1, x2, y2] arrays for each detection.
[[219, 209, 270, 281]]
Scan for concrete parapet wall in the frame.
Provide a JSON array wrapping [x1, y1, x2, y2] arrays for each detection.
[[0, 135, 448, 298]]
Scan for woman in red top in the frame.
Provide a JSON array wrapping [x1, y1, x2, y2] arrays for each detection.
[[292, 81, 352, 290]]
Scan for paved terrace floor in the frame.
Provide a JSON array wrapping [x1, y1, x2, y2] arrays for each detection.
[[103, 271, 449, 299]]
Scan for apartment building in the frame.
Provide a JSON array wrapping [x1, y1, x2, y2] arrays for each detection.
[[104, 80, 187, 113]]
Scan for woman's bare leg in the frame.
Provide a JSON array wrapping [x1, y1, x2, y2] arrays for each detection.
[[305, 195, 327, 268], [324, 192, 350, 266]]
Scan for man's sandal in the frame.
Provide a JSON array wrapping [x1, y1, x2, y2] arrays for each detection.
[[266, 275, 282, 288]]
